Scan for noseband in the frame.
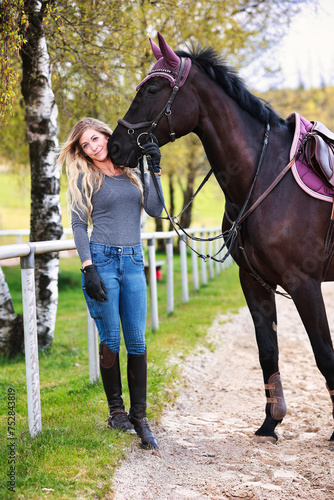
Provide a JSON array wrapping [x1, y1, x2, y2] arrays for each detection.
[[117, 58, 187, 152]]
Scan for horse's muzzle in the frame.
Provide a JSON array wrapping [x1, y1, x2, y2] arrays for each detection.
[[107, 130, 138, 168]]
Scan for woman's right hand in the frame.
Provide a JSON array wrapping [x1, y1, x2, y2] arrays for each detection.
[[142, 141, 161, 173], [81, 264, 108, 302]]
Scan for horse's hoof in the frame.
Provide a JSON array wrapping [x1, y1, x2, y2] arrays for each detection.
[[252, 435, 277, 444]]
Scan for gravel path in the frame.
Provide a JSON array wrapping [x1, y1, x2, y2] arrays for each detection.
[[112, 283, 334, 499]]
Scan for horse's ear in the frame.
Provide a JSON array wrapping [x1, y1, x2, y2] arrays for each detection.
[[150, 38, 162, 60], [157, 32, 179, 69]]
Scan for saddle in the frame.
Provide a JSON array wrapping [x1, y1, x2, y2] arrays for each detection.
[[287, 113, 334, 276], [301, 121, 334, 186]]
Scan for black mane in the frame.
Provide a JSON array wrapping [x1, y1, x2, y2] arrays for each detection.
[[176, 46, 284, 127]]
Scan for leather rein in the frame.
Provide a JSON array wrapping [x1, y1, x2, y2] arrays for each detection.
[[117, 60, 296, 295], [149, 125, 295, 299], [147, 123, 286, 267]]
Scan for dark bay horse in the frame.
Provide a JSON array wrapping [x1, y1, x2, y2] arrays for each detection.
[[108, 33, 334, 447]]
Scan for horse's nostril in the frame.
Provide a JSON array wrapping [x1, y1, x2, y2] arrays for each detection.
[[108, 141, 120, 159]]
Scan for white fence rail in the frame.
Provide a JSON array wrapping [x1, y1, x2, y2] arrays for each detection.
[[0, 227, 233, 437]]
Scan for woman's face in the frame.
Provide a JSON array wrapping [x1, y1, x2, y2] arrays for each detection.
[[79, 128, 110, 165]]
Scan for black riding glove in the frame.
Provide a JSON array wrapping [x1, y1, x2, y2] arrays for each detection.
[[81, 264, 107, 302], [142, 142, 162, 173]]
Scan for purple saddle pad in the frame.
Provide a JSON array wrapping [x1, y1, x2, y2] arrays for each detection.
[[287, 112, 334, 202]]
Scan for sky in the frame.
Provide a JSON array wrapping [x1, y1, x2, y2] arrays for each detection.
[[240, 0, 334, 92]]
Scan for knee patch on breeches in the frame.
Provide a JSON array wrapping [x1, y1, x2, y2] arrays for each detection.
[[122, 321, 146, 355], [99, 342, 117, 369]]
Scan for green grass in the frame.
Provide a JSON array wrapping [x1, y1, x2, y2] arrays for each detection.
[[0, 254, 245, 499], [0, 173, 31, 237]]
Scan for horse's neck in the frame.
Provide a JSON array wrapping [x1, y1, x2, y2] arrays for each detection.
[[194, 85, 267, 207], [202, 120, 265, 206]]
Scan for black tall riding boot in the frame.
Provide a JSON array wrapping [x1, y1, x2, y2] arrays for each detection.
[[99, 343, 134, 432], [127, 351, 158, 449]]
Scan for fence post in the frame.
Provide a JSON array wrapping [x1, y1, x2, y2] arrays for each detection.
[[21, 247, 42, 437], [200, 234, 207, 285], [166, 237, 174, 314], [148, 238, 159, 330], [215, 232, 221, 275], [208, 234, 214, 279], [191, 239, 199, 291], [227, 254, 233, 268], [87, 310, 99, 383], [180, 235, 189, 302]]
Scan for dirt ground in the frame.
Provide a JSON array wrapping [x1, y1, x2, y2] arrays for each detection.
[[112, 282, 334, 500]]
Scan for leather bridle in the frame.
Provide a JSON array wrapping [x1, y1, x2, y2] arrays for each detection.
[[117, 58, 187, 154]]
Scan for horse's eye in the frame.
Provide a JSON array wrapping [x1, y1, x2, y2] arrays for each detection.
[[147, 86, 160, 96]]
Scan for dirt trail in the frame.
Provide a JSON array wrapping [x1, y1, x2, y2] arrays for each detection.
[[113, 283, 334, 499]]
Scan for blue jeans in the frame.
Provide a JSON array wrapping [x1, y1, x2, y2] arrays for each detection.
[[82, 243, 147, 355]]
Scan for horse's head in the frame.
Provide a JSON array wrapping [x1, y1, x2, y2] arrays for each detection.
[[109, 33, 198, 168]]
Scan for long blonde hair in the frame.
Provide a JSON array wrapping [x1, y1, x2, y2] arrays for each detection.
[[57, 117, 143, 225]]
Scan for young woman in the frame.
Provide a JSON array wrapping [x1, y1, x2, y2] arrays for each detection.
[[58, 117, 164, 449]]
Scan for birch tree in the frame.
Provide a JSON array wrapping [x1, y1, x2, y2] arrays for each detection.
[[20, 0, 63, 349], [0, 0, 62, 354]]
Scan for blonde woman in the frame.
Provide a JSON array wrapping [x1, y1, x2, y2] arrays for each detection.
[[58, 117, 163, 449]]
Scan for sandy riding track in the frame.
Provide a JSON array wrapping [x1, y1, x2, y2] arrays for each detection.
[[113, 283, 334, 499]]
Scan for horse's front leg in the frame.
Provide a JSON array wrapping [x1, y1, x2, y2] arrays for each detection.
[[239, 267, 287, 443]]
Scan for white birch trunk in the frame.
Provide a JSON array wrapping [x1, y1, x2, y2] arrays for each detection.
[[21, 1, 63, 349]]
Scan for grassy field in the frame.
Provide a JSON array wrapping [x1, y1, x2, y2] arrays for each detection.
[[0, 252, 245, 499], [0, 171, 225, 244]]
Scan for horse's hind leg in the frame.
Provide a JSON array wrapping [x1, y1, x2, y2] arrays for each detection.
[[289, 278, 334, 445], [239, 268, 286, 443]]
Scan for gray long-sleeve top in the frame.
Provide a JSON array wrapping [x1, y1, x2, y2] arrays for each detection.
[[72, 172, 164, 263]]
